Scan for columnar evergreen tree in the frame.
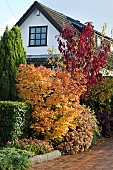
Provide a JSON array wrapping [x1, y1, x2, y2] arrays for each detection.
[[0, 26, 26, 101]]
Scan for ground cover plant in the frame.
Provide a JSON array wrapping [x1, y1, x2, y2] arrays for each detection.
[[0, 147, 32, 170]]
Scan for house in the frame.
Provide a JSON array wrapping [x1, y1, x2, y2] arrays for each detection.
[[16, 1, 112, 66]]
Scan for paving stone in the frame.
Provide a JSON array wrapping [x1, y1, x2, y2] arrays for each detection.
[[29, 150, 61, 164], [28, 136, 113, 170]]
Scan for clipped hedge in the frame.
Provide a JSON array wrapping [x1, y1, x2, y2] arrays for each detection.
[[0, 101, 32, 146]]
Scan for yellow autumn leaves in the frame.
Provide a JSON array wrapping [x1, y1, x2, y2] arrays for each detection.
[[16, 64, 87, 140]]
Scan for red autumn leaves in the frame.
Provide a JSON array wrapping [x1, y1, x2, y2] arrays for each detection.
[[57, 22, 110, 88]]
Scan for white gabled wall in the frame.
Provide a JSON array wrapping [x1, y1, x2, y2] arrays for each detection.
[[20, 9, 60, 56]]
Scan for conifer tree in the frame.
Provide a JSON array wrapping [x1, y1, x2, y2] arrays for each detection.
[[0, 26, 26, 101]]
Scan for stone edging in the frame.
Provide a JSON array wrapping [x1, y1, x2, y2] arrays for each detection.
[[29, 150, 61, 164]]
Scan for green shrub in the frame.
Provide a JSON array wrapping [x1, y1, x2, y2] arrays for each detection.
[[0, 101, 32, 146], [0, 147, 32, 170], [84, 76, 113, 111], [55, 106, 99, 154], [83, 76, 113, 137], [7, 138, 54, 155]]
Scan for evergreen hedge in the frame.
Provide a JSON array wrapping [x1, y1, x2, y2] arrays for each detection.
[[0, 101, 32, 146]]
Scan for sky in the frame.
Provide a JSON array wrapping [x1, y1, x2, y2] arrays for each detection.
[[0, 0, 113, 37]]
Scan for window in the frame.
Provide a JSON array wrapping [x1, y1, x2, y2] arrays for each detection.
[[29, 26, 47, 46], [36, 10, 40, 16]]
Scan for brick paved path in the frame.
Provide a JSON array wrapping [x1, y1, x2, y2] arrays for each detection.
[[28, 136, 113, 170]]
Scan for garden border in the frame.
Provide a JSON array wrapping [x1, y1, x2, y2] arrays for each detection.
[[29, 150, 61, 164]]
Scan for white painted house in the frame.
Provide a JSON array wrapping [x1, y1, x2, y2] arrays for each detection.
[[17, 7, 59, 57], [16, 1, 71, 66], [16, 1, 112, 66]]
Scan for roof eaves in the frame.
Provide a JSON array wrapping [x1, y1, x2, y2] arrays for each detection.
[[16, 1, 111, 41], [65, 16, 112, 41], [37, 3, 62, 32], [94, 30, 112, 41], [16, 1, 37, 27], [16, 1, 62, 32]]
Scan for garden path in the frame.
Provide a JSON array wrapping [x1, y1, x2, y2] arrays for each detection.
[[28, 136, 113, 170]]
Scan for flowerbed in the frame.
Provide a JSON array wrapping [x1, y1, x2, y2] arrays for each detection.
[[7, 138, 54, 156]]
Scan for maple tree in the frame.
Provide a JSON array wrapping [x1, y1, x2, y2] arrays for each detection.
[[57, 22, 110, 88], [16, 64, 87, 140]]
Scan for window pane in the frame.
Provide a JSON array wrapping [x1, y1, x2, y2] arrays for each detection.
[[30, 34, 35, 39], [41, 34, 46, 39], [42, 27, 46, 33], [41, 39, 46, 45], [30, 40, 35, 45], [36, 40, 40, 45], [29, 26, 47, 46], [30, 28, 35, 33], [36, 34, 40, 39], [36, 28, 41, 33]]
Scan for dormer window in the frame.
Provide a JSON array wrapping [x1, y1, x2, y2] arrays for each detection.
[[29, 26, 47, 46], [36, 10, 40, 16]]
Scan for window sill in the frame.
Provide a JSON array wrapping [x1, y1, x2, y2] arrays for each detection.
[[27, 45, 48, 47]]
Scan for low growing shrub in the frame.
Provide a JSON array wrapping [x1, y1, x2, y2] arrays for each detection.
[[7, 138, 54, 155], [54, 106, 99, 154], [0, 147, 32, 170]]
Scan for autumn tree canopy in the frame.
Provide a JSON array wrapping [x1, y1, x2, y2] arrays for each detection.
[[57, 22, 110, 88]]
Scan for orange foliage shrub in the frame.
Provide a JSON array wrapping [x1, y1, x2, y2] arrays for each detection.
[[56, 106, 99, 154], [16, 65, 87, 141]]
